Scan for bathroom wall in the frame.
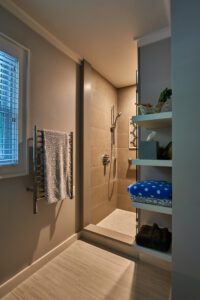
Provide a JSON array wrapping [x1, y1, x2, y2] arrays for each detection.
[[117, 86, 137, 212], [0, 6, 77, 284], [172, 1, 200, 298], [90, 69, 118, 224]]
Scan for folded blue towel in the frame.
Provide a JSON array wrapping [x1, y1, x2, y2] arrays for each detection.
[[130, 195, 172, 207], [127, 180, 172, 199]]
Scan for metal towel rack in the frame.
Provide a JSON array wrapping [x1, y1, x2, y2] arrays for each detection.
[[28, 125, 73, 214]]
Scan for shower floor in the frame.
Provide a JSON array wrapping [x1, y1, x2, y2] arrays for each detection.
[[97, 208, 136, 238]]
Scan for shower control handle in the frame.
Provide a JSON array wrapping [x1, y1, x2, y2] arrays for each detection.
[[102, 154, 110, 166]]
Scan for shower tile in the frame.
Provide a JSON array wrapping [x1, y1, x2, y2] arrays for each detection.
[[91, 145, 106, 168], [117, 115, 129, 134], [90, 107, 107, 130], [90, 127, 107, 148], [118, 100, 136, 117], [91, 166, 106, 187], [91, 202, 110, 224], [90, 69, 118, 224], [108, 194, 118, 213], [118, 195, 136, 213], [117, 179, 134, 195], [91, 185, 107, 209], [117, 149, 136, 179], [117, 133, 129, 149], [117, 86, 137, 213], [91, 92, 106, 112], [91, 180, 117, 204], [118, 86, 136, 109]]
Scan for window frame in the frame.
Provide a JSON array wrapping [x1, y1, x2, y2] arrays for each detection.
[[0, 33, 29, 178]]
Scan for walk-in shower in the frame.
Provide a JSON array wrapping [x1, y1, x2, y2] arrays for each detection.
[[88, 71, 137, 241]]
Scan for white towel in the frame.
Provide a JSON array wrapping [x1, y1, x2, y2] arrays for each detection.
[[43, 129, 70, 204]]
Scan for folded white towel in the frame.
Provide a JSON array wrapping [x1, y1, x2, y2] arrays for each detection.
[[43, 129, 70, 204]]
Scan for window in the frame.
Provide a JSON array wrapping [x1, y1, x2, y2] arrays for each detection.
[[0, 34, 29, 178], [0, 50, 19, 165]]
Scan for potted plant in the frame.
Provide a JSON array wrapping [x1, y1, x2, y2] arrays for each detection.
[[136, 88, 172, 114]]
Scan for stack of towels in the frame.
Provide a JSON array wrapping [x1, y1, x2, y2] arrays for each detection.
[[127, 180, 172, 207], [136, 223, 171, 252]]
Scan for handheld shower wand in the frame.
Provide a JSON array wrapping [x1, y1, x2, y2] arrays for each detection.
[[114, 112, 122, 127], [110, 111, 122, 144]]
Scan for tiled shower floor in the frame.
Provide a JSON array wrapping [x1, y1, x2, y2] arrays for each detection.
[[97, 208, 136, 238]]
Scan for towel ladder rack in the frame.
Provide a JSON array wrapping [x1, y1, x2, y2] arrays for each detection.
[[28, 125, 73, 214]]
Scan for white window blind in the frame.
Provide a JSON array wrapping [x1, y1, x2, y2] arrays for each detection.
[[0, 50, 19, 165], [0, 33, 29, 178]]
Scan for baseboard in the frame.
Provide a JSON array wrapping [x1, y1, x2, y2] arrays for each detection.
[[0, 232, 80, 298]]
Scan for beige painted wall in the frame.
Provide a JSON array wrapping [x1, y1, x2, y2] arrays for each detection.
[[0, 7, 77, 284], [117, 85, 137, 212], [90, 70, 118, 224]]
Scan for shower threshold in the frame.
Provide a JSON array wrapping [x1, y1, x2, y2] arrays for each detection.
[[81, 209, 171, 269], [83, 209, 136, 246]]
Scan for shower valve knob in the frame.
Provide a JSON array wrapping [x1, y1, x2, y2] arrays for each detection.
[[102, 154, 110, 166]]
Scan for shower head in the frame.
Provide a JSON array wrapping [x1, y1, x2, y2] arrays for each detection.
[[114, 112, 122, 126], [117, 112, 122, 117]]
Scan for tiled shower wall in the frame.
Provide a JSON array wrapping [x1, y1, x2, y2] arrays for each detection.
[[117, 86, 137, 212], [90, 70, 137, 224], [90, 70, 118, 224]]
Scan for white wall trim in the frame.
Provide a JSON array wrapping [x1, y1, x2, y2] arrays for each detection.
[[134, 26, 171, 47], [0, 32, 30, 52], [0, 232, 80, 298], [0, 0, 82, 64]]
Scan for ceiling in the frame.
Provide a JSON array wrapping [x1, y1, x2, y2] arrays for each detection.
[[15, 0, 170, 88]]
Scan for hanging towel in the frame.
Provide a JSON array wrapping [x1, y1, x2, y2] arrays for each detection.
[[43, 129, 70, 204]]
